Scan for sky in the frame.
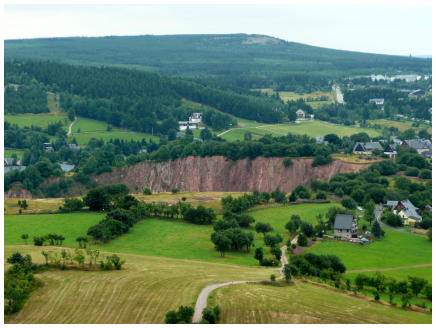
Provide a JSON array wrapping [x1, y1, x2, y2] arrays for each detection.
[[3, 3, 433, 56]]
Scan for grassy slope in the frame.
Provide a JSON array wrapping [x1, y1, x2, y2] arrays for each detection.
[[4, 149, 25, 159], [309, 229, 432, 271], [5, 212, 104, 246], [369, 119, 432, 134], [209, 282, 431, 324], [5, 113, 68, 128], [4, 245, 273, 324], [71, 116, 159, 145], [221, 120, 381, 141]]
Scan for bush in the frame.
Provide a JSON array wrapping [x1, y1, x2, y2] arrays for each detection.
[[172, 188, 180, 194], [419, 170, 431, 179], [405, 167, 419, 177], [270, 274, 276, 281], [283, 157, 293, 167], [59, 198, 84, 212], [143, 188, 152, 195], [341, 198, 357, 209], [261, 256, 279, 267], [33, 236, 45, 246], [315, 191, 327, 200], [297, 233, 308, 247]]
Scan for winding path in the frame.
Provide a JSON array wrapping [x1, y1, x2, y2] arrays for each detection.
[[192, 245, 289, 323], [67, 118, 77, 137]]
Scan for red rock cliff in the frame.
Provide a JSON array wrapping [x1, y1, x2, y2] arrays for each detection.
[[93, 156, 371, 193]]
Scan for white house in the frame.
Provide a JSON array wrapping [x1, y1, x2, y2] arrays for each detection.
[[189, 113, 202, 124], [296, 109, 305, 120], [179, 121, 199, 131]]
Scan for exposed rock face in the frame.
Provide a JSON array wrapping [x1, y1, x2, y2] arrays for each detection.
[[93, 156, 372, 193]]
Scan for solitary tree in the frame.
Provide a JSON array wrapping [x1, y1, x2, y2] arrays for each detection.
[[41, 251, 49, 266], [371, 220, 384, 239], [21, 234, 29, 245], [284, 264, 292, 282]]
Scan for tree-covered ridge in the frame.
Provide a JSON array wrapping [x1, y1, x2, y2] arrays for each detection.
[[5, 61, 285, 133], [4, 83, 49, 114], [5, 34, 431, 92]]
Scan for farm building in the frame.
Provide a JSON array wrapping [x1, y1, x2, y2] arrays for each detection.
[[333, 214, 357, 239], [353, 141, 383, 155]]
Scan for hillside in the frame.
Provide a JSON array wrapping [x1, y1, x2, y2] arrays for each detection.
[[5, 34, 431, 90], [92, 156, 372, 193]]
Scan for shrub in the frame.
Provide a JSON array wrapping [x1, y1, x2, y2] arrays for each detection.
[[419, 170, 431, 179], [270, 274, 276, 282], [283, 157, 293, 167], [341, 198, 357, 209], [172, 188, 180, 194], [33, 236, 45, 246], [297, 233, 308, 247], [405, 167, 419, 177], [315, 191, 327, 200], [143, 188, 152, 195]]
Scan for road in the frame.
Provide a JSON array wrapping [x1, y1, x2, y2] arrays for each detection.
[[67, 118, 77, 137], [375, 204, 426, 237], [192, 245, 290, 323], [333, 85, 345, 104]]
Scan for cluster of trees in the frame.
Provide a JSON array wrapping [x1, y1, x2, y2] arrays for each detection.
[[252, 222, 283, 267], [211, 212, 255, 257], [4, 83, 49, 114], [5, 253, 40, 314], [150, 132, 334, 162], [32, 233, 65, 246], [165, 305, 221, 324], [288, 253, 346, 277], [354, 272, 431, 306]]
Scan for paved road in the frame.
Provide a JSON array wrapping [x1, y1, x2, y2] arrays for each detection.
[[192, 245, 290, 323], [375, 205, 426, 237]]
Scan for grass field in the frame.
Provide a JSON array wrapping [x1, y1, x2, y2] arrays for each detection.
[[5, 198, 67, 214], [253, 88, 334, 108], [4, 149, 25, 159], [71, 117, 159, 145], [46, 92, 61, 115], [135, 191, 246, 213], [344, 266, 432, 283], [220, 120, 381, 141], [369, 119, 432, 134], [309, 229, 432, 273], [5, 212, 104, 247], [4, 245, 273, 324], [4, 203, 335, 266], [209, 281, 431, 324], [5, 113, 68, 128]]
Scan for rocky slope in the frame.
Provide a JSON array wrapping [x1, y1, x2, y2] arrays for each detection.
[[93, 156, 372, 193]]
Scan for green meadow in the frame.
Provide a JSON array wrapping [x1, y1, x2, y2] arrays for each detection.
[[5, 114, 68, 128]]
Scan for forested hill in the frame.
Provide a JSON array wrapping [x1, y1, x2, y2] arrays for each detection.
[[5, 60, 285, 134], [5, 34, 431, 91]]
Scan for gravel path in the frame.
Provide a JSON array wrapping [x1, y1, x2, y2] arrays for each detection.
[[192, 246, 290, 323], [67, 118, 77, 137]]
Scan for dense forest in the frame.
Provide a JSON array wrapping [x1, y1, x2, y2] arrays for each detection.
[[5, 34, 431, 92], [4, 83, 49, 114]]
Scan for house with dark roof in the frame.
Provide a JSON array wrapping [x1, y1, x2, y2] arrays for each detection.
[[333, 214, 357, 239], [353, 142, 383, 155], [402, 139, 431, 155], [383, 144, 397, 158], [384, 199, 422, 225]]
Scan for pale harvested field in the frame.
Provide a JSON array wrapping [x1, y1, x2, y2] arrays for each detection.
[[4, 245, 273, 324], [210, 282, 432, 324], [5, 198, 65, 214]]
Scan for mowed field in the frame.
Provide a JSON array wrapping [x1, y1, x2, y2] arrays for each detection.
[[4, 203, 337, 266], [369, 119, 432, 134], [4, 149, 25, 159], [220, 120, 381, 141], [209, 282, 431, 324], [5, 113, 68, 128], [70, 117, 159, 145], [5, 212, 104, 247], [71, 117, 159, 145], [309, 229, 432, 279], [5, 198, 66, 214], [4, 245, 273, 324], [253, 88, 334, 108]]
